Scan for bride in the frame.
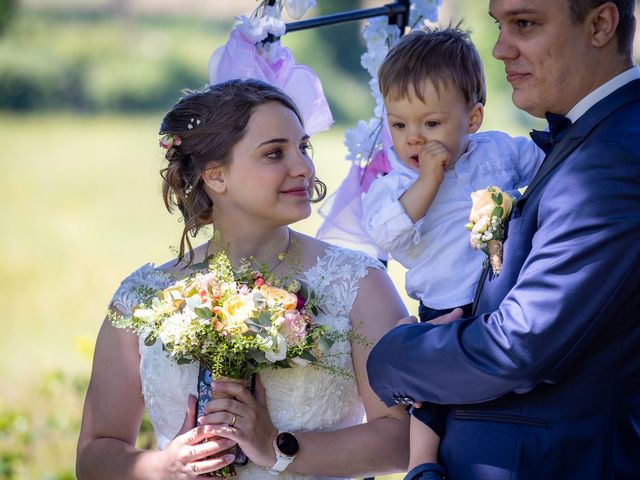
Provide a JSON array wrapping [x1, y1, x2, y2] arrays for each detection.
[[76, 79, 410, 479]]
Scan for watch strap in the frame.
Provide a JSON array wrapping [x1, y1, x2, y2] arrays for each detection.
[[268, 455, 294, 475]]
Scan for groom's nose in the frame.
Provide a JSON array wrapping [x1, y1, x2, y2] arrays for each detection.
[[492, 30, 517, 61]]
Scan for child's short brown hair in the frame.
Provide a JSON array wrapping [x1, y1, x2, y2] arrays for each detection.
[[378, 27, 486, 107]]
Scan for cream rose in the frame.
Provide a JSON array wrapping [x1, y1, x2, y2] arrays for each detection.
[[220, 293, 254, 334], [469, 186, 513, 223]]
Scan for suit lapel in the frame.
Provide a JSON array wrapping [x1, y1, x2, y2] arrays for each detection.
[[518, 78, 640, 207]]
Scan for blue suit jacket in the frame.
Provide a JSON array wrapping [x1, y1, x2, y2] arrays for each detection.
[[367, 79, 640, 479]]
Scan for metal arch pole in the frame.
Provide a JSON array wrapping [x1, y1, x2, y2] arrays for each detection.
[[262, 1, 411, 36], [284, 1, 410, 33]]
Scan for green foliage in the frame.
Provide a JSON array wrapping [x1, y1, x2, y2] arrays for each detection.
[[0, 7, 375, 122], [0, 0, 16, 36], [314, 0, 367, 79], [0, 357, 155, 480], [0, 9, 227, 113], [0, 368, 84, 480]]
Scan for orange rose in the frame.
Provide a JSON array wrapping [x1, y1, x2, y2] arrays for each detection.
[[258, 285, 298, 311]]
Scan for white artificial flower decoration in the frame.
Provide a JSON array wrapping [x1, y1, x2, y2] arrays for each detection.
[[234, 14, 269, 43], [261, 5, 287, 37], [341, 2, 441, 166], [284, 0, 316, 20], [410, 0, 443, 27], [344, 118, 383, 163]]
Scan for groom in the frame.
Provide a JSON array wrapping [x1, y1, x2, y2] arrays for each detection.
[[367, 0, 640, 478]]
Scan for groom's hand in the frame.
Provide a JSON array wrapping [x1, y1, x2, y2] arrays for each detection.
[[396, 315, 418, 326], [428, 307, 464, 325]]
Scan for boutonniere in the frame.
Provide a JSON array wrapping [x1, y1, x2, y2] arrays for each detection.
[[465, 186, 514, 276]]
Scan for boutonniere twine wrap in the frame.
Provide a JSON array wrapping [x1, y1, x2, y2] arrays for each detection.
[[466, 186, 514, 276]]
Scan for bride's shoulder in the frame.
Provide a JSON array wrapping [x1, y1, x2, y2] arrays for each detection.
[[108, 263, 173, 315], [295, 233, 384, 275], [109, 244, 208, 314]]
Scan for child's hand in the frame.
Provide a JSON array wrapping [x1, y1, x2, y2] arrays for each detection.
[[418, 141, 451, 185]]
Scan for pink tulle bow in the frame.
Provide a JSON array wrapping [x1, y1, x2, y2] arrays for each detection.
[[208, 29, 333, 135], [316, 147, 392, 260]]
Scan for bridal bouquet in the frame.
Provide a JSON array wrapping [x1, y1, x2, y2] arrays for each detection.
[[466, 186, 514, 276], [111, 251, 338, 476]]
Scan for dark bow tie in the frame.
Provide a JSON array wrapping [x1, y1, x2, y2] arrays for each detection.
[[530, 112, 573, 155]]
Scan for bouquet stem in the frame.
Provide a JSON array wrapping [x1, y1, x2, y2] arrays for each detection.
[[487, 239, 503, 276], [196, 367, 252, 477]]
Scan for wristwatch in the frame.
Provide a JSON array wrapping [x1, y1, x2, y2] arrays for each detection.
[[267, 431, 300, 475]]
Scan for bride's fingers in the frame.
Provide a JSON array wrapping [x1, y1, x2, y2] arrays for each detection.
[[178, 436, 236, 463], [189, 453, 236, 476], [197, 411, 240, 428], [211, 380, 256, 405], [179, 424, 225, 446], [203, 397, 245, 418]]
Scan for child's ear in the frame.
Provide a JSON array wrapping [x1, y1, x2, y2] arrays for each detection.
[[202, 165, 227, 194], [467, 103, 484, 134]]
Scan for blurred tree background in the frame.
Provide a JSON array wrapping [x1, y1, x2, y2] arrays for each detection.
[[1, 1, 636, 478]]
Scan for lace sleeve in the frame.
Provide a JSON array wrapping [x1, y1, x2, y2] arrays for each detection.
[[108, 263, 174, 315], [304, 246, 384, 319]]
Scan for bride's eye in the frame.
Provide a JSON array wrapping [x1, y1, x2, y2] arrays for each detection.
[[300, 142, 313, 158], [266, 148, 283, 160]]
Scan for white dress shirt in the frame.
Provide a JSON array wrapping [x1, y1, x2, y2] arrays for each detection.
[[362, 130, 544, 309], [567, 65, 640, 123]]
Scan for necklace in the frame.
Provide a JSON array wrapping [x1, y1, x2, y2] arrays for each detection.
[[206, 228, 294, 273]]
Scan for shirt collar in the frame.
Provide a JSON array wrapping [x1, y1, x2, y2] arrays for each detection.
[[566, 65, 640, 123]]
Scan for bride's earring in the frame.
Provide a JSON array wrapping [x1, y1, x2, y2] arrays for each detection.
[[311, 178, 327, 203]]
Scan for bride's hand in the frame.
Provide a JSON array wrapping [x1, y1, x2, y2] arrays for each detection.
[[200, 376, 278, 469], [163, 394, 237, 478]]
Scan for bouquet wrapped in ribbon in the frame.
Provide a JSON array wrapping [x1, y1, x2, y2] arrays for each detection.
[[466, 186, 514, 276], [111, 251, 339, 477]]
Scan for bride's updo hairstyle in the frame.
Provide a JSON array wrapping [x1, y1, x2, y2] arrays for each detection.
[[159, 79, 326, 263]]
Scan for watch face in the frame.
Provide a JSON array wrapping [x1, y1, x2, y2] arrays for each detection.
[[276, 432, 299, 456]]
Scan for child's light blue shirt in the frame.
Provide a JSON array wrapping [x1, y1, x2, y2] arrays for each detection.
[[362, 130, 544, 309]]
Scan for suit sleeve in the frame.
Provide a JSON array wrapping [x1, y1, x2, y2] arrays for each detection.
[[367, 142, 640, 405]]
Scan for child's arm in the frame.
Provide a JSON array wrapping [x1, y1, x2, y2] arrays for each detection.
[[399, 141, 450, 223], [362, 175, 424, 254]]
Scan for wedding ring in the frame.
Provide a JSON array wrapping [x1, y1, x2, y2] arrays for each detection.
[[190, 463, 198, 473], [230, 414, 237, 427]]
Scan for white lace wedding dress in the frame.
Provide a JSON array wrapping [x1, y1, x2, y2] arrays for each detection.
[[110, 245, 383, 480]]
